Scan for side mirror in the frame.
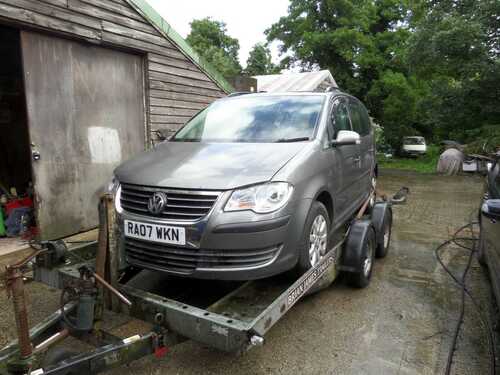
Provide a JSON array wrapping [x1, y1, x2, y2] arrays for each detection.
[[331, 130, 361, 146], [482, 199, 500, 220]]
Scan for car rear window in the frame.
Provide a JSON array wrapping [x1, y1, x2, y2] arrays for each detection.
[[172, 95, 325, 143], [404, 137, 425, 145]]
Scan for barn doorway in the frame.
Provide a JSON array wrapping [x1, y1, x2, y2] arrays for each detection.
[[0, 26, 146, 258], [0, 25, 34, 253]]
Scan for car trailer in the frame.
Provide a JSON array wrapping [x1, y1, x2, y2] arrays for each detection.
[[0, 190, 398, 375]]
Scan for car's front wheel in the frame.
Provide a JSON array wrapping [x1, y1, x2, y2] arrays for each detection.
[[296, 201, 330, 273]]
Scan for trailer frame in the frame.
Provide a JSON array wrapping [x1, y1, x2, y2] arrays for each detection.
[[0, 193, 395, 375]]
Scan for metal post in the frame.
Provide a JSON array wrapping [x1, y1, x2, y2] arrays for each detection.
[[5, 267, 32, 359]]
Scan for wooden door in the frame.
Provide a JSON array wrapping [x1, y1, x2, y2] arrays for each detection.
[[21, 31, 145, 240]]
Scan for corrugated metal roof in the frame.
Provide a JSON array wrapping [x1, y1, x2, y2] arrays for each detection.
[[126, 0, 234, 93], [253, 70, 337, 92]]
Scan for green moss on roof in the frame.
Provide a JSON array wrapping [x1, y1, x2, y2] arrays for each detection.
[[125, 0, 234, 93]]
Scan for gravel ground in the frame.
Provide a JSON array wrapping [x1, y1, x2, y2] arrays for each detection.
[[0, 170, 494, 374]]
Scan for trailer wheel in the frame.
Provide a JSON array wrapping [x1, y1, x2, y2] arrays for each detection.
[[375, 207, 392, 258], [346, 227, 376, 288], [295, 201, 330, 273]]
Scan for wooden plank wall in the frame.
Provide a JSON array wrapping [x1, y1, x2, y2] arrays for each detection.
[[0, 0, 226, 144]]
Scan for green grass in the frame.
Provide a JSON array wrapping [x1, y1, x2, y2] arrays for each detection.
[[378, 145, 440, 173]]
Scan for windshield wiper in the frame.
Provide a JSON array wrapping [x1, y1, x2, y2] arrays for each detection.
[[170, 138, 200, 142], [275, 137, 310, 143]]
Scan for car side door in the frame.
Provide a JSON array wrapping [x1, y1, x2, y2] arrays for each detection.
[[348, 98, 373, 200], [489, 162, 500, 199], [326, 96, 360, 224], [482, 162, 500, 303]]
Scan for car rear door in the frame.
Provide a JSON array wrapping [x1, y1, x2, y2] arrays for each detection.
[[348, 98, 373, 199]]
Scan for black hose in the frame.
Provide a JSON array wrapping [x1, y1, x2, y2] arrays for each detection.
[[435, 222, 496, 375]]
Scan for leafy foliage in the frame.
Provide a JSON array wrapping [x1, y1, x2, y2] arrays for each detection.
[[266, 0, 500, 151], [245, 44, 280, 75], [186, 18, 242, 78]]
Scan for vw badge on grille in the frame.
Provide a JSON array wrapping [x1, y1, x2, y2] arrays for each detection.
[[148, 192, 168, 215]]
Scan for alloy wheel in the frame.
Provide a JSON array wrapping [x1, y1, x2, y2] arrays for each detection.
[[383, 224, 391, 249], [363, 240, 373, 277], [309, 214, 328, 267]]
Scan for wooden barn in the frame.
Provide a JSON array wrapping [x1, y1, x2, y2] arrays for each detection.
[[0, 0, 232, 250]]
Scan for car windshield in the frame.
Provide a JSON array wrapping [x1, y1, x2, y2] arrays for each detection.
[[404, 137, 425, 145], [172, 95, 325, 143]]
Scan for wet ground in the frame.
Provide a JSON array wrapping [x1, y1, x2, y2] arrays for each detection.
[[0, 170, 494, 374]]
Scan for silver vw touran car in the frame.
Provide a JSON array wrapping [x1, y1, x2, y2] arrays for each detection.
[[112, 90, 376, 280]]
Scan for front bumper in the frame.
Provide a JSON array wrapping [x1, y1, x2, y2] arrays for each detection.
[[402, 149, 426, 156], [116, 188, 312, 280]]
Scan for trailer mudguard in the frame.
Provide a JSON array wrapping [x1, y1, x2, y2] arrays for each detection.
[[341, 219, 373, 273], [371, 202, 392, 249]]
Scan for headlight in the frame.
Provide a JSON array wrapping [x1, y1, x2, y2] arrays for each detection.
[[225, 182, 293, 213], [106, 175, 120, 195]]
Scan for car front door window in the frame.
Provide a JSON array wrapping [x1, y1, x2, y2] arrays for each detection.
[[331, 100, 351, 139]]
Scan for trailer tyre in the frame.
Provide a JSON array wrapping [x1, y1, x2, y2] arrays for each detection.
[[346, 227, 376, 288], [295, 201, 330, 274], [375, 206, 392, 258]]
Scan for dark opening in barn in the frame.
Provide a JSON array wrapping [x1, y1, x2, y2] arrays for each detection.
[[0, 25, 33, 251]]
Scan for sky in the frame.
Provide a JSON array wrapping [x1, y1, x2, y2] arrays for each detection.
[[144, 0, 289, 68]]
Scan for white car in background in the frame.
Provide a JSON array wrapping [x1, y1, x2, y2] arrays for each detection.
[[402, 136, 427, 157]]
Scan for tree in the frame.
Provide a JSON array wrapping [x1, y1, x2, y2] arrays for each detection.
[[266, 0, 422, 148], [245, 44, 280, 75], [407, 0, 500, 143], [266, 0, 500, 149], [186, 18, 242, 78]]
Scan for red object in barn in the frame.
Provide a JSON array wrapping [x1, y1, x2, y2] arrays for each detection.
[[5, 197, 33, 216]]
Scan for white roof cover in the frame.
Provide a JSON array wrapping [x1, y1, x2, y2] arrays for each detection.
[[253, 70, 337, 92]]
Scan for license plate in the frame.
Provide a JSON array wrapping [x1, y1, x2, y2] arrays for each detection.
[[124, 220, 186, 245]]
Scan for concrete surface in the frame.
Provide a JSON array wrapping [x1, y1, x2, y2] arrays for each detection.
[[0, 171, 494, 374]]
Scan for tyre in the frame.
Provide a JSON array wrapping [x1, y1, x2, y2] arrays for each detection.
[[346, 227, 376, 288], [375, 208, 392, 258], [296, 201, 330, 274]]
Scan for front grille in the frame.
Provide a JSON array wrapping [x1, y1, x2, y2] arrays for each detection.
[[124, 237, 281, 273], [120, 183, 220, 221]]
